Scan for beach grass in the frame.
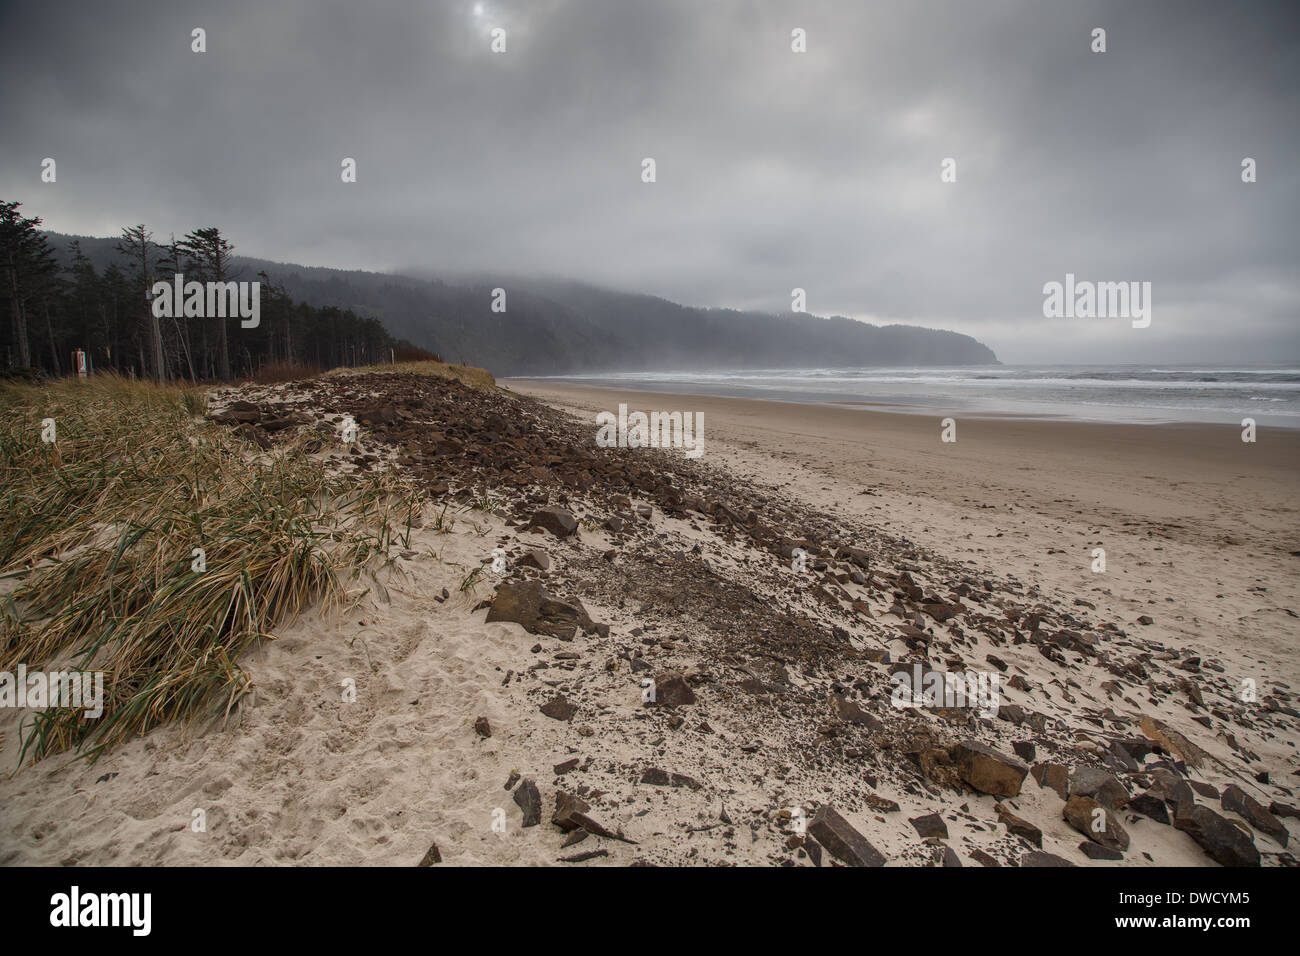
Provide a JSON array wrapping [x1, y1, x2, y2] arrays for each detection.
[[323, 359, 496, 391], [0, 374, 421, 763]]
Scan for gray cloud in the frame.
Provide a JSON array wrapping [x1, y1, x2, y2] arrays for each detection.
[[1, 0, 1295, 363]]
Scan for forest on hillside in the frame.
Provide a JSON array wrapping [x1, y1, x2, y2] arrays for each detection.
[[0, 199, 436, 381]]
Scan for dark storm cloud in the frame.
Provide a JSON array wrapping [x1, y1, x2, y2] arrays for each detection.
[[1, 0, 1295, 363]]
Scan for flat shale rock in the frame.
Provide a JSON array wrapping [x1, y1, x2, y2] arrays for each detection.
[[952, 741, 1029, 798], [996, 804, 1043, 847], [486, 580, 591, 640], [1140, 715, 1208, 769], [539, 696, 578, 721], [807, 805, 886, 867], [513, 778, 542, 827], [649, 672, 696, 707], [1078, 841, 1124, 861], [909, 812, 948, 839], [552, 790, 627, 842], [639, 767, 702, 790], [1021, 850, 1075, 867], [518, 549, 551, 571]]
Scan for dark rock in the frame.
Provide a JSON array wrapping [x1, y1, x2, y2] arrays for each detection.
[[649, 672, 696, 707], [552, 790, 629, 842], [909, 812, 948, 839], [828, 693, 884, 731], [952, 741, 1029, 798], [1064, 795, 1130, 851], [639, 767, 701, 789], [996, 804, 1043, 847], [1127, 791, 1171, 825], [807, 805, 886, 867], [416, 842, 442, 866], [1078, 841, 1124, 861], [1021, 850, 1075, 867], [539, 696, 578, 721], [529, 507, 578, 538], [513, 778, 541, 827], [518, 549, 551, 571], [486, 580, 591, 640], [1032, 762, 1070, 800], [1270, 801, 1300, 820], [1221, 784, 1289, 846], [557, 848, 608, 863], [473, 715, 491, 737], [1173, 803, 1261, 867], [1069, 766, 1129, 810]]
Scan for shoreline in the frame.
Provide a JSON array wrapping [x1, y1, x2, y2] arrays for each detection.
[[504, 376, 1300, 431]]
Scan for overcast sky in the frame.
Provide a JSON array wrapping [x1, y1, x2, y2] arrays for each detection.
[[1, 0, 1295, 364]]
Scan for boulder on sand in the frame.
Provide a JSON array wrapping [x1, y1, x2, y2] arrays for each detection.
[[486, 580, 592, 640], [529, 507, 579, 538], [952, 741, 1029, 798]]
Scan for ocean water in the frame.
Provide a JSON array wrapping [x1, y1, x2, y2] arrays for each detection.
[[529, 366, 1300, 428]]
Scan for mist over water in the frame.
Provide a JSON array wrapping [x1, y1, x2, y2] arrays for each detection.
[[531, 366, 1300, 428]]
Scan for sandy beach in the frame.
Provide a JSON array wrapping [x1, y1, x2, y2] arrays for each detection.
[[509, 380, 1300, 689], [2, 371, 1297, 867]]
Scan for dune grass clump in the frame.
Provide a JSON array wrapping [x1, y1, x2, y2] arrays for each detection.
[[0, 374, 421, 763], [324, 359, 496, 391]]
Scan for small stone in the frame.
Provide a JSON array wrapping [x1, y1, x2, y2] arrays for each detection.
[[1078, 841, 1124, 861], [529, 507, 579, 538], [417, 842, 442, 866], [649, 672, 696, 707], [1127, 791, 1171, 825], [540, 696, 577, 721], [996, 804, 1043, 848], [518, 549, 551, 571], [473, 715, 491, 737], [1021, 850, 1075, 867], [513, 778, 541, 827], [909, 812, 948, 839]]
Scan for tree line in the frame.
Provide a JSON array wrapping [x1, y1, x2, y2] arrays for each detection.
[[1, 199, 438, 381]]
